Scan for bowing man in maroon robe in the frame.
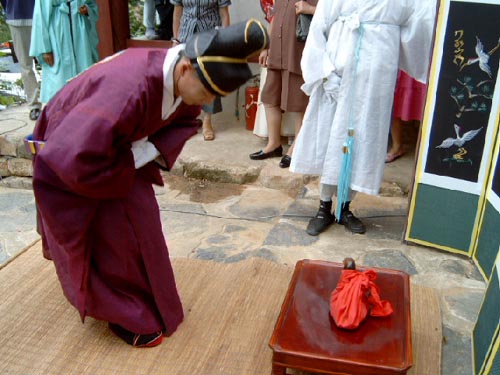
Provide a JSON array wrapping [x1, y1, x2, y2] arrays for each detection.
[[28, 19, 269, 347]]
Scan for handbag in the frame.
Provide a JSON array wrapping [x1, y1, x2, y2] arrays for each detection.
[[296, 13, 313, 42]]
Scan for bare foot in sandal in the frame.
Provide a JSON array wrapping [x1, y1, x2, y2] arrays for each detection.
[[202, 125, 214, 141], [202, 114, 215, 141], [385, 148, 405, 163]]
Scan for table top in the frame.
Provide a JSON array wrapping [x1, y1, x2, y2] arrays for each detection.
[[269, 259, 412, 374]]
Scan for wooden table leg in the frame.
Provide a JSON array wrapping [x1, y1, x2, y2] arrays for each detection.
[[271, 363, 286, 375]]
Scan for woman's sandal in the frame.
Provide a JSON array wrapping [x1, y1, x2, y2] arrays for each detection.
[[202, 126, 215, 141], [385, 149, 405, 163]]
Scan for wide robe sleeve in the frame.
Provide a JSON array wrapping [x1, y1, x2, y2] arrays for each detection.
[[300, 0, 341, 95], [399, 0, 437, 83], [33, 51, 169, 200], [35, 99, 139, 200], [30, 0, 54, 58], [72, 0, 99, 69], [149, 104, 201, 171]]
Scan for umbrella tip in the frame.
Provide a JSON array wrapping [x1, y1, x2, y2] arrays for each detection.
[[343, 258, 356, 270]]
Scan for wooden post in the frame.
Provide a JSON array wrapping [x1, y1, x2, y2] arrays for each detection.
[[95, 0, 131, 59]]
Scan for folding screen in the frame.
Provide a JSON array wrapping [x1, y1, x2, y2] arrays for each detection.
[[473, 258, 499, 375], [406, 0, 500, 257]]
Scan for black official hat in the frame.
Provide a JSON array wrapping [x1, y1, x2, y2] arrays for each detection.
[[184, 19, 269, 96]]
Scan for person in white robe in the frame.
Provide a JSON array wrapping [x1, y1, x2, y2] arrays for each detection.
[[290, 0, 436, 235]]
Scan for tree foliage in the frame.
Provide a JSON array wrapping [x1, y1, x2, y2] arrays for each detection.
[[129, 0, 146, 37], [0, 5, 11, 43]]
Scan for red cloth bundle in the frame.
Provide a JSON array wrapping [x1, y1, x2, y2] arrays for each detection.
[[330, 269, 394, 330]]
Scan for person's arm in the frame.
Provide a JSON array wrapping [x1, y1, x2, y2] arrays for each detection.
[[79, 5, 88, 15], [172, 5, 183, 43], [36, 99, 139, 199], [219, 6, 230, 28], [149, 105, 202, 171], [30, 0, 55, 66], [258, 17, 273, 67], [295, 1, 316, 15], [299, 0, 339, 95], [42, 53, 54, 66], [399, 0, 437, 83]]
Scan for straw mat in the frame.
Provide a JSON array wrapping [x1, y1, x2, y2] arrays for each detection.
[[0, 242, 441, 375]]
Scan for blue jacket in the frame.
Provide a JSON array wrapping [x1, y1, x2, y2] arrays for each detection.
[[1, 0, 35, 25]]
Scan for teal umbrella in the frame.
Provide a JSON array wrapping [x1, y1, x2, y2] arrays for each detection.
[[335, 23, 364, 221], [335, 128, 354, 221]]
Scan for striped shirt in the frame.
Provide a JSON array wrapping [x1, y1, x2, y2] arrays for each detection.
[[170, 0, 231, 42]]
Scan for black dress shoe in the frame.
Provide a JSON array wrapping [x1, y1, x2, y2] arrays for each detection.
[[306, 200, 335, 236], [279, 155, 291, 168], [339, 210, 366, 234], [249, 145, 283, 160], [109, 323, 164, 347]]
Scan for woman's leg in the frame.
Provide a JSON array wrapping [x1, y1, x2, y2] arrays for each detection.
[[250, 69, 284, 159], [202, 111, 215, 141], [249, 104, 284, 160], [201, 97, 222, 141], [286, 111, 304, 156], [262, 104, 283, 153], [386, 117, 405, 162]]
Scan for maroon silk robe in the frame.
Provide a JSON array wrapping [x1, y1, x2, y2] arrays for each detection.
[[32, 48, 201, 335]]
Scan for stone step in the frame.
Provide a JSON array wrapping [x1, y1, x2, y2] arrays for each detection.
[[0, 104, 414, 197]]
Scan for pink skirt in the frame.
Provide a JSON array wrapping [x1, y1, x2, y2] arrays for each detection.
[[393, 71, 427, 121]]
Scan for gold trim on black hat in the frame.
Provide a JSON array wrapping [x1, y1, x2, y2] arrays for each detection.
[[189, 19, 269, 96], [244, 19, 268, 57], [198, 56, 248, 64], [196, 57, 252, 96]]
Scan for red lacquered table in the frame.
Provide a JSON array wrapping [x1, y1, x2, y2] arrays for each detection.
[[269, 259, 412, 375]]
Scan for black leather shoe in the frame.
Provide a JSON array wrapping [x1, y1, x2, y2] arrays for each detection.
[[249, 145, 283, 160], [339, 210, 366, 234], [279, 155, 291, 168], [109, 323, 164, 347], [306, 200, 335, 236]]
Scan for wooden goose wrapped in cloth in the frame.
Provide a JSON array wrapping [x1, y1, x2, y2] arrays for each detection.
[[330, 258, 394, 330]]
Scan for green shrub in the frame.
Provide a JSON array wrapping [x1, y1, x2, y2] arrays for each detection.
[[0, 94, 20, 106], [129, 0, 146, 37], [0, 5, 12, 43]]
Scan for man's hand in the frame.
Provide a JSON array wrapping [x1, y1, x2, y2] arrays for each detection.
[[323, 72, 341, 104], [295, 1, 315, 15], [259, 49, 269, 67], [79, 5, 88, 15], [43, 53, 54, 67]]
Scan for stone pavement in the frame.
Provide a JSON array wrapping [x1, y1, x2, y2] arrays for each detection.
[[0, 103, 486, 375]]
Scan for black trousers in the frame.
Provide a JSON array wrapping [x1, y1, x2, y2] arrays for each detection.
[[155, 0, 174, 40]]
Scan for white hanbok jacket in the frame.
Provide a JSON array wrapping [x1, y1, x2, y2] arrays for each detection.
[[290, 0, 436, 195]]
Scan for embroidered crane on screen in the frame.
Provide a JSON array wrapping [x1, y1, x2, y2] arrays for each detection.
[[460, 36, 500, 78], [436, 124, 482, 162]]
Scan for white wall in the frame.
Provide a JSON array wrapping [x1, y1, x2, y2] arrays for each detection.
[[229, 1, 267, 25]]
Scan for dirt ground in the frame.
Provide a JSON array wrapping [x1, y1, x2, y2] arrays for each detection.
[[164, 174, 246, 204]]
